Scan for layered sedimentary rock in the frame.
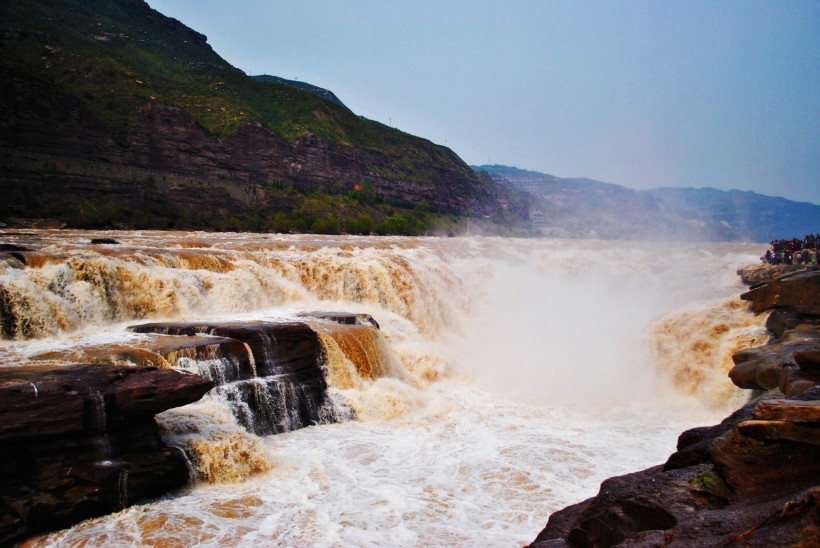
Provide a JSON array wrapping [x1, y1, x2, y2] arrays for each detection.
[[128, 320, 343, 435], [739, 269, 820, 315], [0, 311, 388, 544], [0, 364, 213, 544], [0, 0, 528, 227], [736, 263, 818, 286], [730, 270, 820, 396], [530, 267, 820, 547]]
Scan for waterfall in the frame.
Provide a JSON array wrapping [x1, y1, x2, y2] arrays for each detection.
[[131, 318, 398, 479], [2, 231, 771, 545], [89, 390, 113, 458]]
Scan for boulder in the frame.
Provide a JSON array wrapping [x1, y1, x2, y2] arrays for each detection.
[[0, 364, 213, 544], [766, 310, 820, 339], [33, 334, 256, 383], [0, 244, 31, 252], [729, 329, 820, 396], [753, 399, 820, 423], [128, 320, 350, 434], [795, 350, 820, 376], [129, 321, 320, 376]]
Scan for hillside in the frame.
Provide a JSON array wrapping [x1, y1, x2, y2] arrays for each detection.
[[474, 165, 820, 242], [0, 0, 527, 232], [251, 75, 347, 108]]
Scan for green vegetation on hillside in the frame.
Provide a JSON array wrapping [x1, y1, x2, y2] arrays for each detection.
[[0, 0, 470, 168], [0, 0, 528, 233], [11, 185, 466, 236]]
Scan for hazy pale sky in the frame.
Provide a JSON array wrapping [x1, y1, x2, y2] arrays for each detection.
[[149, 0, 819, 204]]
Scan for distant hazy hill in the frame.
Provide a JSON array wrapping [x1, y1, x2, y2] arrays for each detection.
[[0, 0, 526, 232], [473, 165, 820, 242]]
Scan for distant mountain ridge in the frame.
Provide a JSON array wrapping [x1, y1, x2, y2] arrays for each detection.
[[473, 164, 820, 242]]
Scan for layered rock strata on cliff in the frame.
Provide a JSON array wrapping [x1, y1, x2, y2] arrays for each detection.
[[0, 364, 213, 544], [0, 0, 528, 227], [529, 268, 820, 547]]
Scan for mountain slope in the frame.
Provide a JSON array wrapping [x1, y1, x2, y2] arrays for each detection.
[[0, 0, 527, 230], [251, 75, 347, 108], [474, 165, 819, 241]]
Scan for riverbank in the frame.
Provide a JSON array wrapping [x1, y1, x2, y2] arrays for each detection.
[[529, 266, 820, 547]]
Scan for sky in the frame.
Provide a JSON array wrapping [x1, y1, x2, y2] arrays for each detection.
[[149, 0, 820, 204]]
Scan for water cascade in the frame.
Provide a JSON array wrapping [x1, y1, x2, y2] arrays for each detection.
[[0, 231, 769, 545], [89, 389, 114, 458], [128, 320, 358, 436]]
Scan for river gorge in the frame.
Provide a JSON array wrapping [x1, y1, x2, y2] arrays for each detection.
[[0, 231, 770, 545]]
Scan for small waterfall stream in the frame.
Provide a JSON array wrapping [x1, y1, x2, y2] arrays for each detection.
[[89, 390, 113, 458]]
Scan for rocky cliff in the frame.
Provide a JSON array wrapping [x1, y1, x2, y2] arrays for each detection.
[[529, 268, 820, 547], [0, 0, 527, 230]]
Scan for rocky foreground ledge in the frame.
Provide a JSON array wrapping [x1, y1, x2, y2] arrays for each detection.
[[530, 267, 820, 547], [0, 365, 213, 544], [0, 312, 379, 544]]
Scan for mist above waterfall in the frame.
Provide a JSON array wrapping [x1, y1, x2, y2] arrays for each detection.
[[448, 238, 765, 409]]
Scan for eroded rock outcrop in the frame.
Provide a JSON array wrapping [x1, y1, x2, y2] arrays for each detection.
[[128, 320, 340, 435], [739, 269, 820, 315], [730, 271, 820, 397], [736, 263, 817, 287], [0, 364, 213, 544], [530, 267, 820, 547], [1, 311, 385, 544]]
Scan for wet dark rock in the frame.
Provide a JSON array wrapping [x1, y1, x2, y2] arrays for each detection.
[[129, 321, 321, 376], [729, 330, 820, 396], [0, 244, 31, 252], [0, 244, 31, 266], [766, 310, 820, 339], [0, 363, 213, 544], [530, 390, 820, 547], [298, 311, 381, 329], [729, 270, 820, 397], [89, 238, 120, 245], [663, 400, 758, 471], [32, 333, 256, 383], [2, 314, 375, 543], [128, 320, 351, 434], [795, 350, 820, 376]]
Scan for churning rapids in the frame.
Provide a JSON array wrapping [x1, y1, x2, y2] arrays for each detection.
[[0, 230, 769, 546]]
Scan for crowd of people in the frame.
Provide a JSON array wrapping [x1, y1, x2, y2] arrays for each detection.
[[763, 234, 819, 265]]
